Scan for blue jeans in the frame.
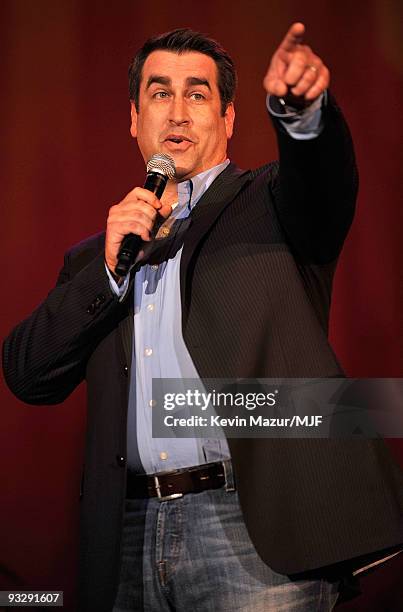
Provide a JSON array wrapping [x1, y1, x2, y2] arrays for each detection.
[[112, 463, 340, 611]]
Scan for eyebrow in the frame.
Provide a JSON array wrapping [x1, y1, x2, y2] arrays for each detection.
[[145, 75, 211, 90], [146, 75, 171, 89], [186, 77, 211, 90]]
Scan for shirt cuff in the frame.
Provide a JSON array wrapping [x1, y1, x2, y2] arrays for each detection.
[[104, 262, 130, 301], [266, 91, 326, 140]]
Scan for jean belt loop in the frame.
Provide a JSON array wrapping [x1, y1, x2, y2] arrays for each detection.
[[222, 458, 236, 492]]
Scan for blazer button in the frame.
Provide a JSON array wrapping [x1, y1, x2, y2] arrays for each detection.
[[116, 455, 126, 467], [123, 365, 129, 377], [94, 293, 106, 307], [87, 303, 96, 314]]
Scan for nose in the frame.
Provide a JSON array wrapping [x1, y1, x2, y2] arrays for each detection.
[[168, 95, 190, 126]]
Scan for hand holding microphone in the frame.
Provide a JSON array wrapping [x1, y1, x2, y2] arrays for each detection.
[[105, 154, 176, 278]]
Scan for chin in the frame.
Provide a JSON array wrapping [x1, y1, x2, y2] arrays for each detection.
[[173, 165, 197, 181]]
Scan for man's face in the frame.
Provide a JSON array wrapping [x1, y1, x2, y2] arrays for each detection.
[[130, 50, 235, 181]]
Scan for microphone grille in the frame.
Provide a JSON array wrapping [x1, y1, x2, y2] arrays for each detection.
[[146, 153, 176, 180]]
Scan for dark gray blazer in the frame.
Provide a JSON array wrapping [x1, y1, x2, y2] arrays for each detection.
[[3, 97, 403, 612]]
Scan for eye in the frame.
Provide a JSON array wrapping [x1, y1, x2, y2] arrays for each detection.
[[153, 91, 169, 99], [190, 92, 205, 101]]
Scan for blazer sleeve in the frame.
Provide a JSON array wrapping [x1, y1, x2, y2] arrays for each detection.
[[269, 92, 359, 264], [2, 248, 123, 405]]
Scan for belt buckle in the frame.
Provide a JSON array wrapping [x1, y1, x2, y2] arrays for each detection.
[[154, 474, 183, 502]]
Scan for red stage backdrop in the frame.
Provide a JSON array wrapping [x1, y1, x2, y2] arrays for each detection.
[[1, 1, 402, 610]]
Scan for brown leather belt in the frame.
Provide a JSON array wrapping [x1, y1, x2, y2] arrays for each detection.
[[126, 461, 229, 501]]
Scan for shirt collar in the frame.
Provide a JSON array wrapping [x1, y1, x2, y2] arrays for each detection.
[[177, 159, 230, 211]]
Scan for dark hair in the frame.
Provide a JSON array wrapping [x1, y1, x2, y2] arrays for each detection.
[[128, 28, 237, 116]]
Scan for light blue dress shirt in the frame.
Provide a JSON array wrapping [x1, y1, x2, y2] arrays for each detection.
[[107, 95, 324, 473], [129, 160, 231, 473]]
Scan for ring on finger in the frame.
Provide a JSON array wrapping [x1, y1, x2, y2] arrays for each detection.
[[306, 64, 318, 73]]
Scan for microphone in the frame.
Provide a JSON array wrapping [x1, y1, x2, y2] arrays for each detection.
[[115, 153, 176, 277]]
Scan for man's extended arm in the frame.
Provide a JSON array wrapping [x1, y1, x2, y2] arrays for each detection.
[[264, 23, 358, 264]]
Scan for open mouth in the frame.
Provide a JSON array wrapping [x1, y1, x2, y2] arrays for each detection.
[[164, 133, 193, 143], [163, 136, 193, 152]]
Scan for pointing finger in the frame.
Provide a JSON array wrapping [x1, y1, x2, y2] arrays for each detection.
[[279, 22, 305, 52]]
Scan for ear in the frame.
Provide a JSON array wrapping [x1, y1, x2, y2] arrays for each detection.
[[224, 102, 235, 139], [130, 101, 138, 138]]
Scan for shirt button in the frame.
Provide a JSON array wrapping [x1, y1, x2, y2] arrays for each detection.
[[144, 348, 153, 357], [149, 399, 156, 407], [160, 451, 168, 460], [147, 304, 155, 312], [151, 264, 159, 271]]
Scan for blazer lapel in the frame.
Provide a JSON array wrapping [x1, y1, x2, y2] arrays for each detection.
[[118, 309, 133, 372], [117, 276, 135, 372], [180, 163, 251, 324]]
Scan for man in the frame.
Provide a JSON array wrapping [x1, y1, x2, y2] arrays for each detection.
[[3, 23, 403, 612]]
